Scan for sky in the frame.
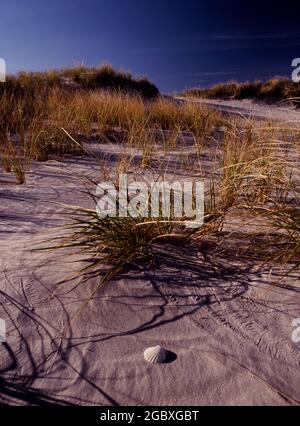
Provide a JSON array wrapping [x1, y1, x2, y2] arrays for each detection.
[[1, 0, 300, 93]]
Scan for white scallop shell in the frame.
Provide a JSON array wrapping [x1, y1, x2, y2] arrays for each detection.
[[144, 346, 166, 364]]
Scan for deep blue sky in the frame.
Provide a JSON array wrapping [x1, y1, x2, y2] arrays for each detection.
[[1, 0, 300, 93]]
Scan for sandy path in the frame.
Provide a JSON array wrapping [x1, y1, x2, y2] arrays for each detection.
[[176, 97, 300, 122], [1, 150, 300, 406]]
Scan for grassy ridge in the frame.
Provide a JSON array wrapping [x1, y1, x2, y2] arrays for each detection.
[[183, 77, 300, 103], [1, 64, 160, 100]]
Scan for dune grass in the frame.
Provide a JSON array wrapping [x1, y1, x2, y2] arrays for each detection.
[[0, 64, 159, 99], [268, 205, 300, 266], [47, 115, 300, 298], [1, 67, 299, 297], [0, 75, 221, 183], [184, 77, 300, 103], [190, 118, 300, 265]]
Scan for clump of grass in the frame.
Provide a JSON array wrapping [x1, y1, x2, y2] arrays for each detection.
[[269, 205, 300, 266], [0, 64, 160, 101], [249, 203, 300, 268], [1, 150, 12, 172], [92, 92, 146, 132], [183, 77, 300, 103], [191, 117, 298, 245], [46, 177, 195, 307], [217, 119, 293, 209], [56, 211, 173, 274], [71, 63, 159, 99], [11, 156, 26, 184], [0, 140, 26, 184], [148, 98, 221, 140]]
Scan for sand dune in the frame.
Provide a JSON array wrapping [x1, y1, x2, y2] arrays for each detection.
[[1, 148, 300, 406], [176, 97, 300, 122]]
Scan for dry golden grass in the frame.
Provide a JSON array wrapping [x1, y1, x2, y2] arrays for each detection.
[[184, 77, 300, 102], [50, 115, 300, 292], [0, 83, 221, 183], [1, 69, 300, 292]]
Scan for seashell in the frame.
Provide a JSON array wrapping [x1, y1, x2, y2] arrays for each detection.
[[144, 346, 166, 364]]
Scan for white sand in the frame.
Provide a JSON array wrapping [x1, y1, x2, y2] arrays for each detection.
[[1, 145, 300, 406], [176, 96, 300, 122]]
